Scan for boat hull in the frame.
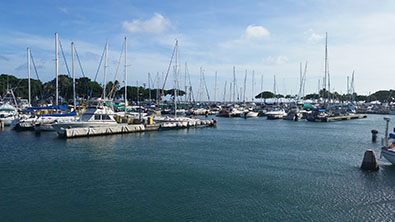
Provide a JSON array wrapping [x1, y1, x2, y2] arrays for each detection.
[[382, 148, 395, 164]]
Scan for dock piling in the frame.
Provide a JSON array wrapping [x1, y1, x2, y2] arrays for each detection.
[[371, 130, 378, 143], [361, 149, 379, 171]]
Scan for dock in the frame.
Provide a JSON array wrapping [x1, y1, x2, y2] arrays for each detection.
[[324, 114, 367, 122], [59, 119, 217, 138]]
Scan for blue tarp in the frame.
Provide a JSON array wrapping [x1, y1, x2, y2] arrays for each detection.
[[41, 110, 77, 117], [27, 105, 68, 111]]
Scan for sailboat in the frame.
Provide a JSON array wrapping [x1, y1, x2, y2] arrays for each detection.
[[33, 35, 78, 131], [242, 70, 258, 118]]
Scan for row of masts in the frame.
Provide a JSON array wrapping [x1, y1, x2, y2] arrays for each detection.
[[23, 32, 357, 108]]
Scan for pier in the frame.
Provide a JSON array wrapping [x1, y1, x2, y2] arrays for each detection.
[[325, 114, 367, 122], [59, 119, 217, 138]]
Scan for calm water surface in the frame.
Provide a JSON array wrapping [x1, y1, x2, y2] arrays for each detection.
[[1, 114, 395, 221]]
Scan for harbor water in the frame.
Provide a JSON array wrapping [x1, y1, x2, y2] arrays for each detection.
[[1, 114, 395, 221]]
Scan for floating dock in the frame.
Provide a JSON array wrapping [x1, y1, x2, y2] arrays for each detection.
[[59, 119, 217, 138], [325, 113, 367, 122], [308, 113, 368, 122]]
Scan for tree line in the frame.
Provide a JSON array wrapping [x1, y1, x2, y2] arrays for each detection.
[[0, 74, 185, 105], [255, 89, 395, 103]]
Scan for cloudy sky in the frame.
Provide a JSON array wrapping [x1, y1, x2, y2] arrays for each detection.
[[1, 0, 394, 100]]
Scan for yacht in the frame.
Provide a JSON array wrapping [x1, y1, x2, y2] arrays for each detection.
[[266, 107, 287, 119], [0, 103, 18, 126], [52, 100, 118, 134]]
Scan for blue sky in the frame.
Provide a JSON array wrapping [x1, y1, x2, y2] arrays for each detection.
[[1, 0, 395, 100]]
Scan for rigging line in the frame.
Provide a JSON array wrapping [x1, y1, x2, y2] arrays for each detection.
[[158, 40, 177, 105], [202, 71, 210, 101], [93, 42, 106, 83], [74, 45, 91, 98], [29, 51, 44, 99], [186, 63, 195, 103], [58, 39, 71, 78], [109, 39, 125, 99], [29, 51, 41, 82]]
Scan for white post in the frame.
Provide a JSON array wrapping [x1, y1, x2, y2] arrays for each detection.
[[55, 32, 59, 108], [72, 42, 76, 111], [27, 47, 31, 106]]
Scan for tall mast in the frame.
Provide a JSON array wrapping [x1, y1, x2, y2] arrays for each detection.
[[229, 82, 232, 102], [199, 67, 203, 102], [103, 40, 108, 99], [223, 81, 227, 103], [157, 72, 160, 103], [27, 47, 31, 105], [302, 62, 307, 100], [173, 40, 178, 117], [124, 37, 127, 111], [347, 76, 350, 101], [233, 66, 236, 103], [148, 72, 151, 103], [214, 71, 217, 103], [273, 75, 276, 95], [260, 74, 263, 104], [71, 42, 76, 111], [243, 70, 247, 103], [351, 71, 355, 102], [184, 62, 188, 103], [252, 70, 255, 102], [55, 32, 59, 107], [324, 32, 328, 106]]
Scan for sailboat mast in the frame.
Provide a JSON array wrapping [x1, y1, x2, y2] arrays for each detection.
[[214, 71, 217, 103], [252, 70, 255, 102], [55, 32, 59, 108], [243, 70, 247, 103], [148, 72, 151, 103], [103, 40, 108, 99], [233, 66, 236, 103], [260, 74, 263, 104], [174, 40, 178, 117], [27, 47, 31, 105], [324, 32, 328, 105], [71, 42, 76, 111], [223, 81, 227, 103], [124, 37, 127, 111], [184, 62, 187, 103]]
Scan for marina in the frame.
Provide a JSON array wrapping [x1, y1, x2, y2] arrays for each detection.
[[1, 114, 395, 221], [2, 0, 395, 221]]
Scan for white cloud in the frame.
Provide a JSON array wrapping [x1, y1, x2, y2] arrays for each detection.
[[307, 29, 324, 42], [122, 13, 171, 34], [59, 7, 68, 13], [263, 56, 288, 65], [243, 25, 270, 39]]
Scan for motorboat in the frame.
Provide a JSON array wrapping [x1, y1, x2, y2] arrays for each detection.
[[0, 103, 18, 126], [52, 100, 118, 134], [266, 107, 287, 119]]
